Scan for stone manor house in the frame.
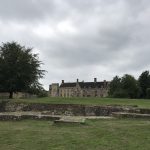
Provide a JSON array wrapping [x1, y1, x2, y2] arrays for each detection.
[[49, 78, 110, 98]]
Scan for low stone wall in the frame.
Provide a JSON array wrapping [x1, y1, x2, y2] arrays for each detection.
[[0, 101, 150, 116], [1, 102, 135, 116], [0, 112, 60, 121], [0, 100, 8, 112], [139, 108, 150, 114], [112, 112, 150, 119], [0, 92, 36, 99]]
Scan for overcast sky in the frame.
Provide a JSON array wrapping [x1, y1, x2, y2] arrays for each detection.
[[0, 0, 150, 90]]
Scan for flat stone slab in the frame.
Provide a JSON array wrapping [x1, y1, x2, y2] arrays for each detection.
[[112, 112, 150, 119], [85, 116, 114, 119], [54, 116, 114, 124], [54, 116, 86, 124]]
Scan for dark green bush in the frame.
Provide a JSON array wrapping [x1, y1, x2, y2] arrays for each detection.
[[146, 88, 150, 99], [37, 90, 48, 97], [113, 90, 128, 98]]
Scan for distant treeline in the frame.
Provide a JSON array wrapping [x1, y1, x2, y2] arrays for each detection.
[[108, 70, 150, 99]]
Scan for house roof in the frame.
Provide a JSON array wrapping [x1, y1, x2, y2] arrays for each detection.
[[79, 82, 106, 88], [60, 81, 109, 88], [60, 83, 76, 88]]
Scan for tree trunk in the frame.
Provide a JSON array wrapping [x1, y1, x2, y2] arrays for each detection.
[[9, 91, 13, 99]]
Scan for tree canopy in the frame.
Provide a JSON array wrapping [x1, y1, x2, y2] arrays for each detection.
[[108, 72, 150, 99], [121, 74, 138, 98], [109, 76, 121, 96], [138, 71, 150, 98], [0, 42, 45, 98]]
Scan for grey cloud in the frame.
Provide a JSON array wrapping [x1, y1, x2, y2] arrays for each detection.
[[0, 0, 150, 89], [0, 0, 68, 22]]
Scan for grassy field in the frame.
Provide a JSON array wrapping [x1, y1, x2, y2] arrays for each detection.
[[0, 98, 150, 149], [0, 119, 150, 150], [8, 97, 150, 108]]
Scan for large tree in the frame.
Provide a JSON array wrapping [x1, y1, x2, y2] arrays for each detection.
[[138, 71, 150, 98], [109, 76, 121, 96], [0, 42, 45, 98], [121, 74, 138, 98], [109, 74, 139, 98]]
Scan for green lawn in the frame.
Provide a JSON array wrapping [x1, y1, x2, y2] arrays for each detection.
[[9, 97, 150, 108], [0, 119, 150, 150]]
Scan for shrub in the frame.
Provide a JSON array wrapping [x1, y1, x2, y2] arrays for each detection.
[[37, 90, 48, 97], [146, 88, 150, 99], [113, 90, 128, 98]]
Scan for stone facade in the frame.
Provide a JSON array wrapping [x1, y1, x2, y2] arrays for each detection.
[[49, 84, 59, 97], [49, 78, 110, 98]]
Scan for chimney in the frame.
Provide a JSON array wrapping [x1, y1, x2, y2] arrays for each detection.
[[94, 78, 97, 83], [77, 78, 79, 83], [62, 80, 64, 84]]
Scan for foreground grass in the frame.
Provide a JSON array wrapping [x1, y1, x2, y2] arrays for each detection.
[[0, 119, 150, 150], [10, 97, 150, 108]]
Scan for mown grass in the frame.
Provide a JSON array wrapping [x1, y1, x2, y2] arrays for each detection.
[[8, 97, 150, 108], [0, 119, 150, 150]]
